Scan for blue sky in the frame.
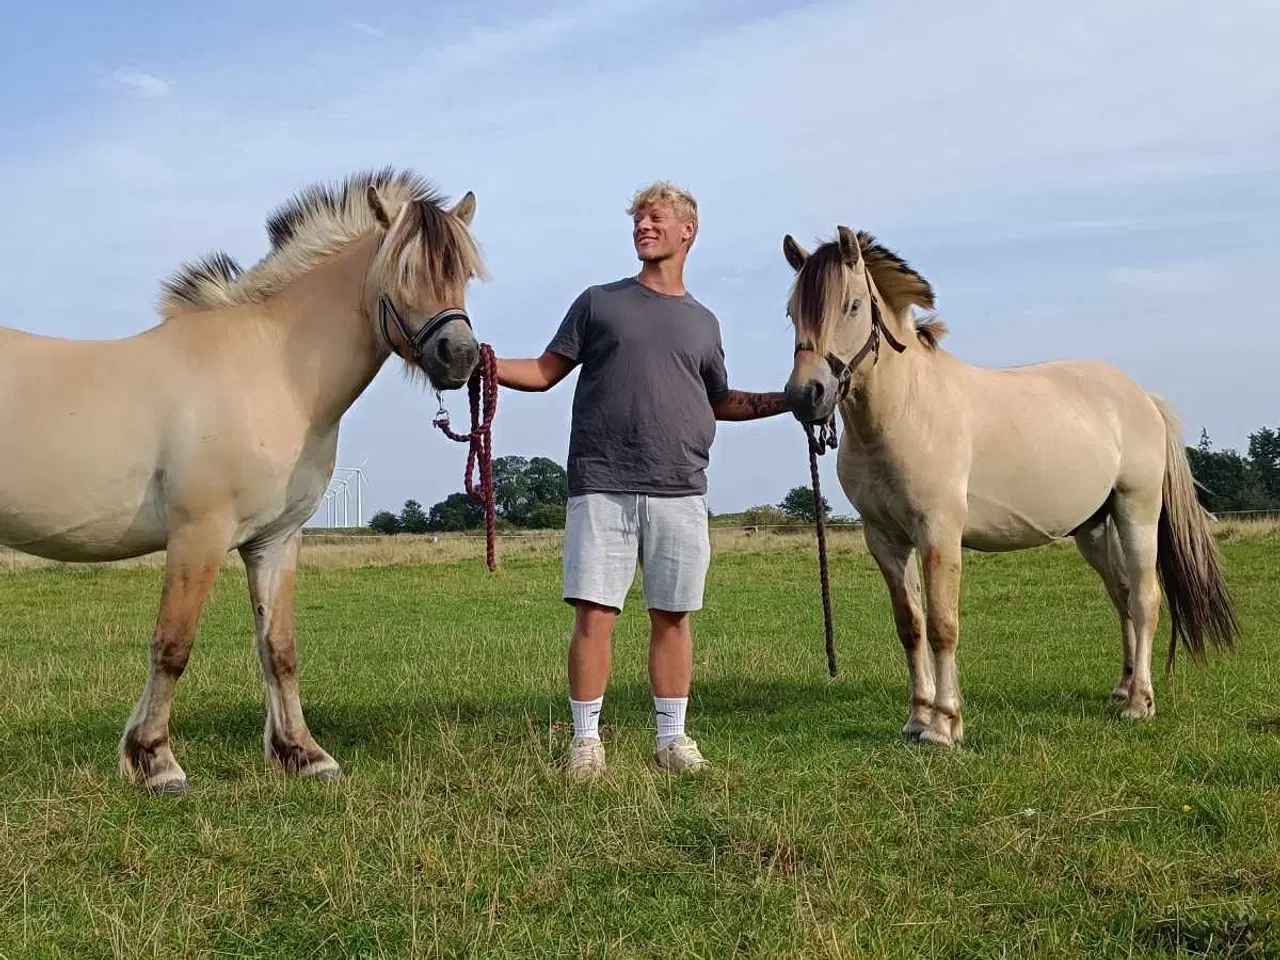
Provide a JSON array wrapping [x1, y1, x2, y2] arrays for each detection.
[[1, 0, 1276, 522]]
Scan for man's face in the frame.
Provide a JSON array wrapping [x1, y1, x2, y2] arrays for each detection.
[[632, 202, 694, 263]]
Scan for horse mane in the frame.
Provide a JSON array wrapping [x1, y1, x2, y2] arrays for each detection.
[[158, 167, 483, 318], [790, 231, 943, 354]]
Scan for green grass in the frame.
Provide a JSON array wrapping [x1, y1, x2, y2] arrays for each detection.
[[1, 538, 1278, 958]]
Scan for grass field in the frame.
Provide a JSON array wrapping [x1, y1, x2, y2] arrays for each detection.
[[1, 527, 1278, 958]]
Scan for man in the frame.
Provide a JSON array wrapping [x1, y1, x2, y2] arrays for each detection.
[[495, 181, 789, 779]]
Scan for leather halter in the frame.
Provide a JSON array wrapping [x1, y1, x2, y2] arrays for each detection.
[[378, 295, 472, 365], [793, 290, 907, 405]]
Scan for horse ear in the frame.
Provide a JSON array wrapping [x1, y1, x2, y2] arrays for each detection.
[[836, 226, 863, 268], [367, 185, 392, 229], [782, 234, 809, 272], [451, 191, 477, 225]]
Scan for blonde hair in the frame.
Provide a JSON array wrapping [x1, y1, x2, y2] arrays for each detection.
[[627, 180, 698, 232]]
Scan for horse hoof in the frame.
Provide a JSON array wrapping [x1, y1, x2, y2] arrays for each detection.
[[145, 776, 189, 796], [917, 729, 955, 748], [297, 759, 344, 783], [1120, 705, 1154, 722]]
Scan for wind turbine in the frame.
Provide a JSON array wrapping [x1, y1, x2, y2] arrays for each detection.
[[332, 459, 370, 527], [333, 476, 352, 527]]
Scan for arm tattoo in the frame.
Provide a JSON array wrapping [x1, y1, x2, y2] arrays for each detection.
[[713, 390, 790, 422]]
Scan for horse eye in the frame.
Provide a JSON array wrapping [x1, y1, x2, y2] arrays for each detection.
[[846, 298, 861, 313]]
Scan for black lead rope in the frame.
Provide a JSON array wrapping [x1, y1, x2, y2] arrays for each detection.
[[795, 293, 907, 679], [806, 416, 840, 679]]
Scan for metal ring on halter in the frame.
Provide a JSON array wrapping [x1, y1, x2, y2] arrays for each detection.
[[378, 295, 473, 365]]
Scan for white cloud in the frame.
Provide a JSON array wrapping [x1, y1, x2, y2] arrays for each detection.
[[2, 0, 1277, 517], [347, 22, 386, 38], [105, 69, 173, 99]]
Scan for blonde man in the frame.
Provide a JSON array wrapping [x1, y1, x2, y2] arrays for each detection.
[[496, 182, 789, 778]]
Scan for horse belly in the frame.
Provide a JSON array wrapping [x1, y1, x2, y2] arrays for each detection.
[[963, 445, 1117, 551], [0, 462, 168, 561], [0, 370, 169, 561]]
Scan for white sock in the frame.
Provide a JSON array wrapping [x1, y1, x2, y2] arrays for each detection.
[[570, 696, 603, 741], [654, 696, 688, 748]]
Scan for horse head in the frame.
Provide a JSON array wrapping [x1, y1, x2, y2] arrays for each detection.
[[366, 185, 485, 391]]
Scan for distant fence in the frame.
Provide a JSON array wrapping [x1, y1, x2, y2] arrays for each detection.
[[305, 510, 1278, 542]]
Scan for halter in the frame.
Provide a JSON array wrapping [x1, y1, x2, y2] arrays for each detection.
[[793, 290, 907, 409], [793, 288, 907, 455], [378, 295, 473, 366]]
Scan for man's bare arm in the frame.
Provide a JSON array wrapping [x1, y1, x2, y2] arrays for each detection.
[[712, 390, 790, 422], [496, 351, 577, 392]]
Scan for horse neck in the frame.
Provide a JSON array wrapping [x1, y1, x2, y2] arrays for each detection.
[[838, 308, 920, 447], [269, 234, 389, 428]]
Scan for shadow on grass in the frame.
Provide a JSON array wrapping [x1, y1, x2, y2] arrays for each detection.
[[2, 673, 1173, 776]]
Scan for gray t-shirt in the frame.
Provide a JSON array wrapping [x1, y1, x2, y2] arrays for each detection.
[[547, 277, 730, 498]]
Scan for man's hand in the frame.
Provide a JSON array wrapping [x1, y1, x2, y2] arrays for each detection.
[[496, 351, 576, 392], [712, 390, 790, 422]]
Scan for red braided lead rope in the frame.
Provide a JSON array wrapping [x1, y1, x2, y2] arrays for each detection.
[[433, 343, 498, 572], [805, 419, 839, 678]]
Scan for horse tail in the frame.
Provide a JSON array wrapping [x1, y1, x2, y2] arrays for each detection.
[[1150, 393, 1240, 675]]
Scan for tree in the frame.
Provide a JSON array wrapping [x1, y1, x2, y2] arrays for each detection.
[[1248, 426, 1280, 505], [741, 504, 792, 527], [491, 454, 569, 526], [368, 510, 402, 535], [524, 457, 569, 509], [492, 455, 531, 523], [428, 493, 485, 532], [399, 499, 430, 534], [779, 485, 830, 525], [1187, 428, 1278, 513], [529, 502, 567, 529]]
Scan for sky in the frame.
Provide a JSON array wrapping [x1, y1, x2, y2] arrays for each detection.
[[1, 0, 1277, 524]]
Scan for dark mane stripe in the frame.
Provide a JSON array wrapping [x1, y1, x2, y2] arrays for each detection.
[[264, 166, 441, 250], [789, 230, 942, 353], [157, 167, 466, 317], [159, 252, 244, 311]]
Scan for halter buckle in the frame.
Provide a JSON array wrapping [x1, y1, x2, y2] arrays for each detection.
[[432, 390, 451, 429]]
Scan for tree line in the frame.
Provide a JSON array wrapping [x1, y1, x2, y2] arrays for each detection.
[[1187, 426, 1280, 513], [365, 424, 1280, 534], [368, 456, 570, 534]]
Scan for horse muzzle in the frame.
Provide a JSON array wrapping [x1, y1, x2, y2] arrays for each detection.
[[425, 322, 480, 389], [785, 375, 839, 425]]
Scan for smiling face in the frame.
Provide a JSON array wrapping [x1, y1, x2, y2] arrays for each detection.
[[627, 182, 698, 265], [632, 201, 695, 263]]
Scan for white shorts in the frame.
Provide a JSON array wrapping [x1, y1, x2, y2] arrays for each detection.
[[562, 493, 711, 613]]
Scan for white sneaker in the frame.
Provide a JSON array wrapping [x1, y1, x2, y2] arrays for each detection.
[[652, 735, 708, 774], [561, 737, 605, 781]]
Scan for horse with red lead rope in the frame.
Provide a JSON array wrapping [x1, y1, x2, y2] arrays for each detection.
[[379, 291, 501, 572], [425, 327, 844, 675]]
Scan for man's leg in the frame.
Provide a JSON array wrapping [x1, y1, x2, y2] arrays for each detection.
[[649, 608, 693, 754], [567, 600, 618, 745], [561, 493, 637, 779], [641, 495, 711, 773]]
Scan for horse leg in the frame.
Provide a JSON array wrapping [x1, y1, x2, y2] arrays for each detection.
[[241, 533, 342, 781], [1110, 497, 1162, 722], [119, 523, 230, 794], [864, 524, 933, 738], [1072, 514, 1136, 701], [918, 536, 964, 747]]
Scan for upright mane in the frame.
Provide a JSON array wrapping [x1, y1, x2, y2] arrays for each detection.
[[789, 230, 943, 355], [158, 167, 483, 318]]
